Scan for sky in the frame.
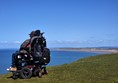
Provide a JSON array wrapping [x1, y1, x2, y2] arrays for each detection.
[[0, 0, 118, 48]]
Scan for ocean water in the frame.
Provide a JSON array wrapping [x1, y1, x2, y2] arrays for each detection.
[[0, 49, 106, 74]]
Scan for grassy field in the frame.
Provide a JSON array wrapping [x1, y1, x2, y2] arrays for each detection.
[[0, 53, 118, 83]]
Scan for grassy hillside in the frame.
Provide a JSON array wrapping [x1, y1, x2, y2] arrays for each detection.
[[0, 53, 118, 83]]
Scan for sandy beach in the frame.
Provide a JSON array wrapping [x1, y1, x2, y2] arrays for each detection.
[[52, 48, 118, 54]]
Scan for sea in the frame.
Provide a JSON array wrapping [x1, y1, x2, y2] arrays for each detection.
[[0, 49, 107, 75]]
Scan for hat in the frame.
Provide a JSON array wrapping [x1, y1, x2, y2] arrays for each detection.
[[34, 30, 41, 36]]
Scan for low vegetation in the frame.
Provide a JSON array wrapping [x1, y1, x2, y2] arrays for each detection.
[[0, 53, 118, 83]]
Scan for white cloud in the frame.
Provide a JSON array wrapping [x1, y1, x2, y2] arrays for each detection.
[[47, 39, 118, 47], [0, 41, 21, 48], [0, 39, 117, 48], [0, 41, 21, 44], [48, 40, 80, 44], [0, 41, 8, 43], [13, 41, 21, 44]]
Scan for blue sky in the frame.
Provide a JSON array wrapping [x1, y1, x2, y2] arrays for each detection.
[[0, 0, 118, 48]]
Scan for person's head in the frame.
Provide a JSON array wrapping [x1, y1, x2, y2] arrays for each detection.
[[34, 30, 41, 36], [29, 31, 35, 38]]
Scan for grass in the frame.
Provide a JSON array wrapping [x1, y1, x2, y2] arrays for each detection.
[[0, 53, 118, 83]]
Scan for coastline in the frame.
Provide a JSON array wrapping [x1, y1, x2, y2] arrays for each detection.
[[51, 48, 118, 54]]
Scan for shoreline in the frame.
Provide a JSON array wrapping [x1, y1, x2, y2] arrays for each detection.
[[51, 48, 118, 54]]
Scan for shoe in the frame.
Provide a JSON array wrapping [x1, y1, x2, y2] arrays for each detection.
[[7, 67, 17, 71]]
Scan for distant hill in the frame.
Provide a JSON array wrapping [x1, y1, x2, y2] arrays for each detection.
[[53, 46, 118, 49]]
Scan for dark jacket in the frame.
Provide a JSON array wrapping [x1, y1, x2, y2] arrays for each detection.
[[20, 39, 30, 52]]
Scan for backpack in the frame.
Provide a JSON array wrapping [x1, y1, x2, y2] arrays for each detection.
[[30, 30, 50, 64]]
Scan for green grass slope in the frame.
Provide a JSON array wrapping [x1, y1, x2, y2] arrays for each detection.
[[0, 53, 118, 83]]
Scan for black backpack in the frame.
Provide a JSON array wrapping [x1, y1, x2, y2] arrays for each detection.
[[30, 30, 50, 64]]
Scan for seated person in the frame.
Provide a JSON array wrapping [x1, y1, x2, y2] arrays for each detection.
[[7, 31, 35, 71], [7, 30, 47, 71], [30, 30, 47, 59], [31, 30, 46, 49]]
